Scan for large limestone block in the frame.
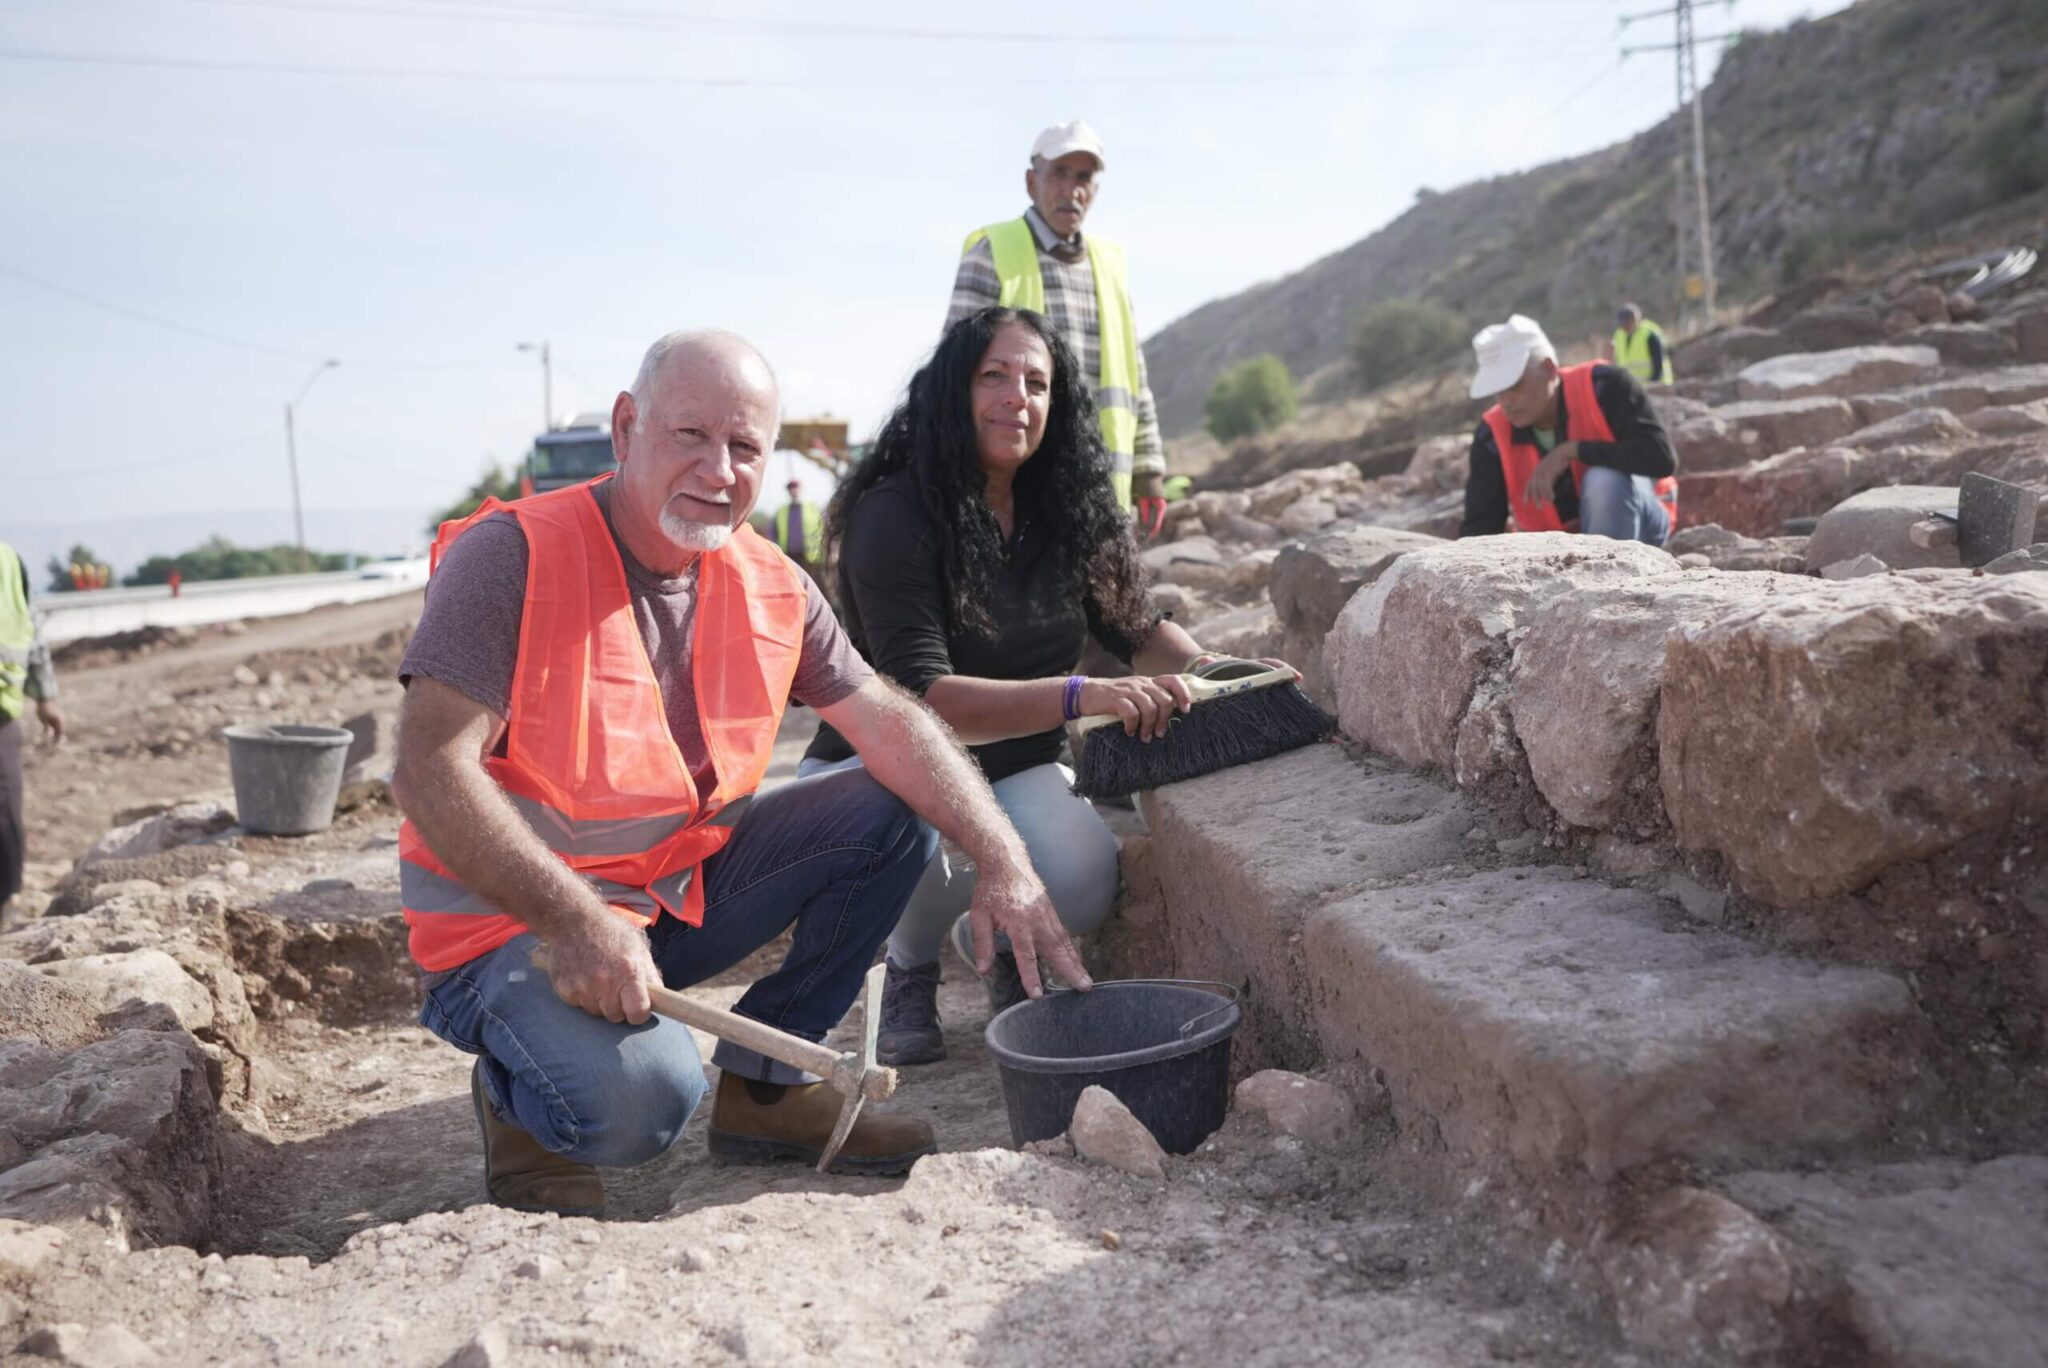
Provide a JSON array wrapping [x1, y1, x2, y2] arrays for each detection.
[[1270, 525, 1444, 638], [1326, 534, 1675, 772], [1803, 484, 1960, 571], [1139, 535, 1230, 591], [1140, 745, 1479, 1062], [1783, 306, 1885, 353], [1659, 575, 2048, 904], [1674, 326, 1798, 377], [1301, 869, 1928, 1178], [1679, 446, 1869, 538], [1675, 396, 1863, 471], [1186, 602, 1281, 662], [0, 1030, 221, 1246], [1901, 322, 2018, 369], [0, 964, 105, 1049], [37, 951, 215, 1033], [1841, 406, 1971, 451], [1722, 1158, 2048, 1368], [1736, 346, 1941, 402], [81, 802, 233, 866], [1512, 574, 1818, 833]]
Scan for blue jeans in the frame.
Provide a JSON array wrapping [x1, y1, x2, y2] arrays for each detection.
[[418, 764, 937, 1168], [795, 755, 1120, 967], [1578, 465, 1670, 546]]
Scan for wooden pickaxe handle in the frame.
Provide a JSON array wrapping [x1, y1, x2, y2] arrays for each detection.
[[529, 946, 845, 1081]]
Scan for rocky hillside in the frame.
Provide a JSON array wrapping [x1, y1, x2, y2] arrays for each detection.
[[1145, 0, 2048, 436]]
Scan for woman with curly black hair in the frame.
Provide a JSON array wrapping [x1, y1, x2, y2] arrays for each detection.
[[801, 306, 1232, 1066]]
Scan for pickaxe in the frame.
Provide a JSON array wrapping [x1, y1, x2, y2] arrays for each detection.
[[531, 950, 897, 1173]]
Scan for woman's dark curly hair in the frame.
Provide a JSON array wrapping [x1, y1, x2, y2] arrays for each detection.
[[827, 307, 1152, 644]]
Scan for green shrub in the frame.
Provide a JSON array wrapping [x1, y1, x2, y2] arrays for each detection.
[[123, 536, 357, 586], [1349, 299, 1467, 392], [427, 463, 521, 534], [1205, 355, 1298, 441], [1973, 85, 2048, 201]]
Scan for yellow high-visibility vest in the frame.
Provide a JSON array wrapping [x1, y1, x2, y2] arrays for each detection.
[[773, 502, 824, 563], [0, 545, 33, 722], [963, 217, 1140, 508], [1612, 321, 1674, 385]]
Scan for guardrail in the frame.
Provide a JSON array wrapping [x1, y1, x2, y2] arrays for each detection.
[[37, 561, 430, 645]]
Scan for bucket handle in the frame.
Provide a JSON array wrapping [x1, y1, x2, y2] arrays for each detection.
[[1043, 977, 1242, 1039]]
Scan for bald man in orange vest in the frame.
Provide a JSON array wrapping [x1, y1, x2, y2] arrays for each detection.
[[393, 330, 1092, 1216]]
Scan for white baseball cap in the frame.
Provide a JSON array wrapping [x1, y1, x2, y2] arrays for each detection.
[[1030, 119, 1106, 169], [1468, 314, 1553, 401]]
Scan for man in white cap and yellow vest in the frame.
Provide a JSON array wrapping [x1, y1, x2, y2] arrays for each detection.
[[1, 541, 65, 929], [948, 119, 1171, 537], [1459, 314, 1679, 546]]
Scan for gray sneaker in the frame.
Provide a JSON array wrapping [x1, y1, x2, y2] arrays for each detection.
[[949, 913, 1034, 1018], [877, 958, 946, 1066]]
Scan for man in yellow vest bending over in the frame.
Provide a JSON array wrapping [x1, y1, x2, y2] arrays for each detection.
[[949, 119, 1171, 536], [1608, 302, 1673, 386], [393, 331, 1092, 1216], [1, 542, 66, 930]]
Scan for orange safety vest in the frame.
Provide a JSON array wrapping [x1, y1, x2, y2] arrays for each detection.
[[1482, 362, 1680, 534], [398, 478, 809, 972]]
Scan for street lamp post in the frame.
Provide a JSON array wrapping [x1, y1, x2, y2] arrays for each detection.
[[284, 360, 340, 574], [517, 340, 553, 431]]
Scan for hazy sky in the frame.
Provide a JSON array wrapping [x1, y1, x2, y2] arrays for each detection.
[[3, 0, 1846, 550]]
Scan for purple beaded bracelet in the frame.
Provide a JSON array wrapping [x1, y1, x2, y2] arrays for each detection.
[[1062, 675, 1087, 722]]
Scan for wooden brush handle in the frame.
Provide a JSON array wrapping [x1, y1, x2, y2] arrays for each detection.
[[1073, 664, 1298, 737], [530, 946, 845, 1079]]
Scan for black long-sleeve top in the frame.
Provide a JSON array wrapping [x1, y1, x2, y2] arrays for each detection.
[[803, 472, 1151, 784], [1458, 363, 1678, 539]]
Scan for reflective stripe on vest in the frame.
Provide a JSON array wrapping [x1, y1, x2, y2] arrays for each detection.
[[398, 481, 805, 972], [964, 217, 1141, 508], [1612, 322, 1673, 384], [1483, 363, 1680, 534], [0, 546, 31, 723]]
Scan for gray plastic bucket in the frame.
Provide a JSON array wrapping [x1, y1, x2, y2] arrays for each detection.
[[221, 724, 354, 835], [984, 979, 1241, 1154]]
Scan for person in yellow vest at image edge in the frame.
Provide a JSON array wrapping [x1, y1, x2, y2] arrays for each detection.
[[390, 331, 1092, 1217], [1, 543, 66, 930], [1609, 302, 1674, 386], [1459, 314, 1679, 547], [947, 119, 1172, 538]]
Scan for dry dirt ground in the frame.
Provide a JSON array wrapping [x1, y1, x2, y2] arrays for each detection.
[[9, 593, 1645, 1365]]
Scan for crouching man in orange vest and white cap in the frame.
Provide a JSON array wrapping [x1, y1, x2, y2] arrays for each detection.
[[393, 329, 1093, 1216], [1459, 313, 1679, 545]]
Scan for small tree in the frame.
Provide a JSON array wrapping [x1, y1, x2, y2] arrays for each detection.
[[428, 463, 521, 534], [1349, 299, 1467, 392], [1205, 355, 1298, 441]]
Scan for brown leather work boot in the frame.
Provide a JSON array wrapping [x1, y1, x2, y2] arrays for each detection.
[[471, 1061, 605, 1217], [706, 1070, 936, 1176]]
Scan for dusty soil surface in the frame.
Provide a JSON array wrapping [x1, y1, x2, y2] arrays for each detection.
[[8, 594, 1641, 1365]]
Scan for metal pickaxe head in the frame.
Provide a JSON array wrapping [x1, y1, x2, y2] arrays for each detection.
[[816, 960, 898, 1173]]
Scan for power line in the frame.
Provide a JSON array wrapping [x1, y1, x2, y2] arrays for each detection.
[[0, 260, 511, 370], [186, 0, 1408, 46], [1, 431, 274, 481], [0, 43, 1600, 88]]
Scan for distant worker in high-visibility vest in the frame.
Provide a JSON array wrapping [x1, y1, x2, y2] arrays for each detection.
[[949, 119, 1171, 538], [1608, 302, 1674, 386], [1461, 314, 1679, 547], [1, 541, 66, 931], [772, 479, 826, 591]]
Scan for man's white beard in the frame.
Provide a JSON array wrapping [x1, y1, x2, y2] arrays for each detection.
[[659, 508, 733, 552]]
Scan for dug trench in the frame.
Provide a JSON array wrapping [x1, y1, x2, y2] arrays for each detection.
[[2, 598, 1641, 1365]]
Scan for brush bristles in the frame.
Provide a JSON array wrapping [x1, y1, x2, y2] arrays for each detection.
[[1071, 683, 1336, 800]]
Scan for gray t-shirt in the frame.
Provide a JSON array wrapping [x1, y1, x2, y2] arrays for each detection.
[[400, 483, 871, 794]]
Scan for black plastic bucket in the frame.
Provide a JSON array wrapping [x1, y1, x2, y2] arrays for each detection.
[[983, 979, 1241, 1154]]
